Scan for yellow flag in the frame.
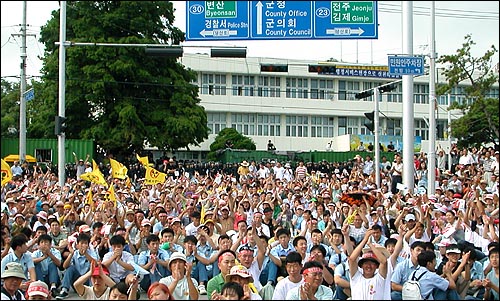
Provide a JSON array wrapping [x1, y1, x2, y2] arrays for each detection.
[[136, 154, 149, 166], [110, 158, 128, 179], [80, 169, 108, 187], [107, 184, 117, 207], [92, 159, 100, 172], [200, 205, 206, 224], [144, 166, 167, 185], [1, 159, 13, 186], [86, 189, 94, 209]]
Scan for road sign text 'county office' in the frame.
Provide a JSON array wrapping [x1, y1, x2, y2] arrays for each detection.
[[186, 1, 378, 41]]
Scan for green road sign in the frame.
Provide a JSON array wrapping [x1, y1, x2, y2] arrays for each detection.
[[205, 1, 237, 18]]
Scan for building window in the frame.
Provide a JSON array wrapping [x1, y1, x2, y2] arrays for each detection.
[[347, 117, 359, 135], [414, 84, 429, 104], [450, 86, 470, 105], [386, 85, 402, 103], [207, 112, 227, 134], [232, 75, 255, 96], [338, 80, 360, 100], [258, 76, 281, 97], [338, 117, 347, 136], [201, 73, 227, 95], [310, 79, 334, 100], [311, 116, 334, 137], [286, 77, 309, 99], [231, 113, 256, 135], [257, 114, 281, 136], [386, 118, 402, 136], [286, 115, 308, 137], [414, 119, 428, 140]]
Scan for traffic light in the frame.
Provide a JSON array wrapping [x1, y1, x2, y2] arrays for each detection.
[[379, 83, 397, 93], [364, 111, 375, 133], [211, 47, 246, 58], [355, 89, 374, 99], [55, 116, 67, 135], [308, 65, 336, 75], [145, 46, 183, 57], [260, 64, 288, 72]]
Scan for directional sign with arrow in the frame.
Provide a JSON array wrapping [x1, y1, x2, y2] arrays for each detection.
[[186, 1, 378, 41]]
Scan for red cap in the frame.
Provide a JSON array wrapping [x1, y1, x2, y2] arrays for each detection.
[[91, 265, 109, 277]]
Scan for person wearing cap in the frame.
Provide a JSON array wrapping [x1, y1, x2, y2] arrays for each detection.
[[137, 234, 171, 291], [286, 260, 334, 300], [434, 244, 472, 299], [11, 213, 26, 236], [348, 229, 387, 300], [73, 153, 90, 181], [1, 234, 36, 291], [33, 211, 50, 233], [159, 251, 199, 300], [133, 218, 152, 254], [31, 234, 62, 296], [1, 262, 27, 300], [225, 265, 263, 300], [26, 280, 51, 300], [73, 261, 115, 299]]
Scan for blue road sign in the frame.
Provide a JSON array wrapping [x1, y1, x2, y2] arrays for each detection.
[[24, 88, 35, 101], [186, 1, 250, 40], [186, 1, 378, 41], [388, 56, 425, 75]]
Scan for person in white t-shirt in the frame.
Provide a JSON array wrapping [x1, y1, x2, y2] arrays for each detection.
[[272, 251, 304, 299], [159, 252, 199, 300], [348, 229, 387, 300]]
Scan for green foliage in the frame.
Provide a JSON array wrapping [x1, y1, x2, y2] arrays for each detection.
[[1, 80, 20, 137], [207, 128, 256, 161], [27, 1, 208, 159], [436, 34, 499, 148]]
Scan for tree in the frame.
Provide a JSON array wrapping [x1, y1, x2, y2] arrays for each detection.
[[207, 128, 256, 161], [1, 79, 20, 137], [31, 1, 209, 159], [436, 34, 499, 149]]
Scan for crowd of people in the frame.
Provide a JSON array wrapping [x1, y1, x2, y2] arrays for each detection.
[[1, 144, 499, 300]]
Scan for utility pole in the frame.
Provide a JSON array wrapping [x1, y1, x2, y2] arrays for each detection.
[[402, 2, 415, 193], [428, 1, 437, 195], [58, 1, 67, 187], [13, 1, 36, 165]]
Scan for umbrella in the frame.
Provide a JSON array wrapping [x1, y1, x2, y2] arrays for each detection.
[[3, 154, 37, 163], [340, 192, 377, 207]]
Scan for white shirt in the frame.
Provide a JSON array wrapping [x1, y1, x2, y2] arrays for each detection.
[[185, 222, 200, 237], [102, 250, 134, 283], [350, 268, 386, 300], [159, 275, 198, 300], [272, 277, 304, 299], [80, 285, 111, 300]]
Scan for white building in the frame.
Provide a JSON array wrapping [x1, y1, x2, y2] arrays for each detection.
[[165, 53, 498, 161]]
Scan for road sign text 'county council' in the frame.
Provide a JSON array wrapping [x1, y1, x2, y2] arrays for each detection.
[[186, 1, 378, 41]]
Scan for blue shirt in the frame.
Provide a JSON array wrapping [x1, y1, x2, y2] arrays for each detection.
[[31, 248, 62, 274], [270, 242, 295, 257], [412, 266, 449, 300], [71, 249, 98, 275], [1, 251, 34, 279], [196, 243, 213, 271], [391, 258, 420, 285], [486, 268, 499, 300], [137, 249, 170, 277]]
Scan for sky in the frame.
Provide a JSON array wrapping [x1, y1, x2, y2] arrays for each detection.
[[1, 1, 499, 82]]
